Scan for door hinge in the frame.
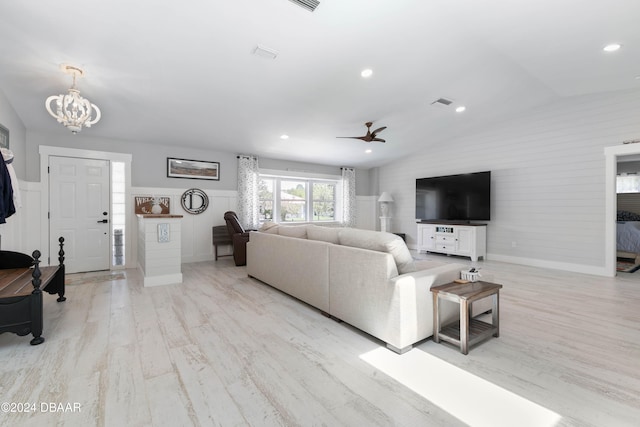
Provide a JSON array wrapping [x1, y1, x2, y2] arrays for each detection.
[[47, 166, 50, 174], [48, 212, 50, 219], [48, 256, 50, 264]]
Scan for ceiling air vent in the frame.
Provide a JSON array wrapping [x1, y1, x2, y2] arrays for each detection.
[[431, 97, 453, 108], [288, 0, 320, 12], [253, 45, 279, 60]]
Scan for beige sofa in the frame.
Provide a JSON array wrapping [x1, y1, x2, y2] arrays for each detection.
[[246, 224, 479, 353]]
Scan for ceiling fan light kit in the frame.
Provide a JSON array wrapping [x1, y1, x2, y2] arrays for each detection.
[[45, 64, 101, 134]]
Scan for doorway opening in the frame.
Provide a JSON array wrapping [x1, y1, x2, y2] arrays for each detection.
[[605, 144, 640, 277]]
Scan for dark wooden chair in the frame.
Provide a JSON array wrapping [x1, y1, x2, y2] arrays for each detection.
[[223, 211, 251, 266]]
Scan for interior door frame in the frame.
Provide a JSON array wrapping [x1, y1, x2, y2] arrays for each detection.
[[604, 143, 640, 277], [39, 146, 132, 268]]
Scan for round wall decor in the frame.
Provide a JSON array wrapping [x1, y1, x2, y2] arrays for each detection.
[[181, 188, 209, 214]]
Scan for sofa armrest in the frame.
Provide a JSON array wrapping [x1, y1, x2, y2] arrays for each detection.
[[386, 263, 466, 349]]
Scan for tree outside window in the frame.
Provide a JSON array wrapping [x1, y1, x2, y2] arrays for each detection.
[[281, 180, 306, 222], [259, 178, 274, 221], [312, 182, 335, 221]]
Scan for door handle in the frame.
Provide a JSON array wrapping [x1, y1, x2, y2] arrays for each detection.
[[97, 219, 109, 224]]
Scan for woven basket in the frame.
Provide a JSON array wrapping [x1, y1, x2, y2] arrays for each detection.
[[460, 270, 480, 282]]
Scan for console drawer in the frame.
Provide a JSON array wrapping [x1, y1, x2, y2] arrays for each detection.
[[436, 235, 455, 245], [436, 244, 455, 252]]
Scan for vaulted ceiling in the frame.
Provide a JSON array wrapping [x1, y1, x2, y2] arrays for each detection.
[[0, 0, 638, 168]]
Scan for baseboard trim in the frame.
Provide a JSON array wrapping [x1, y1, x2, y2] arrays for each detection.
[[487, 253, 609, 277]]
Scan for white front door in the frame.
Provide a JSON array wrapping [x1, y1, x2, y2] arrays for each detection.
[[49, 156, 110, 273]]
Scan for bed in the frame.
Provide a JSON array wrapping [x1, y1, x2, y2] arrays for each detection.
[[616, 221, 640, 254]]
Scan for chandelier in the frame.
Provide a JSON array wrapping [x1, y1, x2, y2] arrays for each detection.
[[45, 65, 101, 134]]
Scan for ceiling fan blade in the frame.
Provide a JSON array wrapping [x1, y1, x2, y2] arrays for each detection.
[[336, 136, 366, 140], [372, 138, 386, 143], [371, 126, 387, 134]]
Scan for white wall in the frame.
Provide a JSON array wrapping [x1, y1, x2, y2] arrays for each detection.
[[377, 88, 640, 275], [0, 89, 26, 179], [3, 183, 376, 266], [0, 89, 28, 251]]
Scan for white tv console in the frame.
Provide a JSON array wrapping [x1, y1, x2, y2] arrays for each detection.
[[417, 222, 487, 262]]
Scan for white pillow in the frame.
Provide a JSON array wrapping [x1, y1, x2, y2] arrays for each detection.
[[259, 221, 279, 232], [277, 225, 308, 239], [338, 228, 416, 274], [306, 225, 340, 244]]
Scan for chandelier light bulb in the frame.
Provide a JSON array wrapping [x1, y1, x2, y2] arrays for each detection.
[[45, 65, 101, 133]]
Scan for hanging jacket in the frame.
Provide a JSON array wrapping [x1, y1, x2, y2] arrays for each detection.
[[1, 148, 21, 209], [0, 153, 15, 223]]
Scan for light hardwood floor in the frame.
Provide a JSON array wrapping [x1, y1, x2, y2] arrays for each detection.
[[1, 254, 639, 427]]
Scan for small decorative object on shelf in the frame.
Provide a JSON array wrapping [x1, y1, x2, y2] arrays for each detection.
[[460, 268, 481, 282]]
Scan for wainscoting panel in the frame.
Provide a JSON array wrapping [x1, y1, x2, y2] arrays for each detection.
[[130, 187, 237, 265]]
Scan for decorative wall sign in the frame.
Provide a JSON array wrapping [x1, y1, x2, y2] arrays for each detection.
[[135, 196, 170, 214], [0, 123, 9, 149], [167, 157, 220, 180], [157, 223, 170, 243], [181, 188, 209, 214]]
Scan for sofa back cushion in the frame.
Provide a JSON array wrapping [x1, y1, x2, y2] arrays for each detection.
[[306, 224, 340, 244], [338, 228, 416, 274], [259, 221, 280, 234], [277, 225, 308, 239]]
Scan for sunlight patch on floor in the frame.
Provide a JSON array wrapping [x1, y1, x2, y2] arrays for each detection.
[[360, 348, 562, 427]]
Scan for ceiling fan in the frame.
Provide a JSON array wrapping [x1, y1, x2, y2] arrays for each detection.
[[337, 121, 387, 143]]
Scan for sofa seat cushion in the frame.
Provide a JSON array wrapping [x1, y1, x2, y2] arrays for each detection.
[[338, 228, 416, 274]]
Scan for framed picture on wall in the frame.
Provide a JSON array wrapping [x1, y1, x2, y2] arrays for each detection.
[[0, 123, 9, 149], [167, 157, 220, 180]]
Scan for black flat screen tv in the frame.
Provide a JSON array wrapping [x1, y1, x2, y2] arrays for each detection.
[[416, 171, 491, 222]]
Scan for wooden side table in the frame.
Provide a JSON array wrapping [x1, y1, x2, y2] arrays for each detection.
[[431, 280, 502, 355]]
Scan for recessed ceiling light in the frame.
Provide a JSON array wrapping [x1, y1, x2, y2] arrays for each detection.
[[280, 134, 289, 140], [361, 69, 373, 78], [603, 43, 622, 52], [455, 106, 466, 113], [365, 149, 372, 154]]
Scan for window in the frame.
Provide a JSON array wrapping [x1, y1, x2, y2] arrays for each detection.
[[280, 180, 307, 222], [617, 174, 640, 193], [312, 182, 336, 221], [259, 172, 341, 224], [258, 178, 274, 221], [111, 161, 126, 266]]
